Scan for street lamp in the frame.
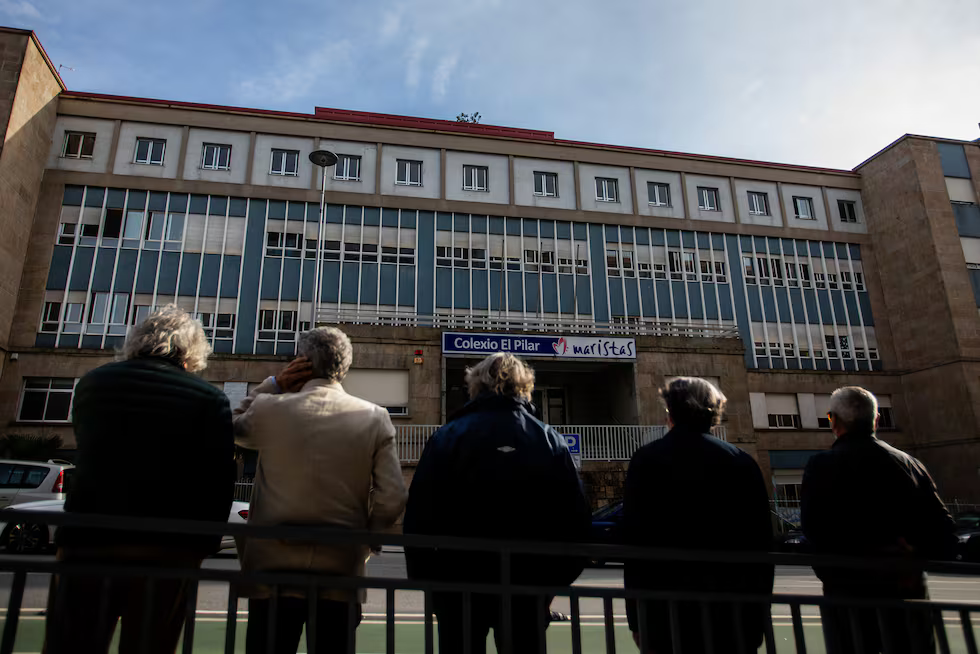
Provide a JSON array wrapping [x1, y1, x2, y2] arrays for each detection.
[[309, 150, 338, 328]]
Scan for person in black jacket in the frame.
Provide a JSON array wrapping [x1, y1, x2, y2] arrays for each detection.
[[801, 386, 956, 654], [623, 377, 773, 654], [45, 305, 235, 654], [403, 352, 590, 654]]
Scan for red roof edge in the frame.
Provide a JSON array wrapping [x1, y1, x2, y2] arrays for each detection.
[[29, 31, 66, 91], [313, 107, 555, 141]]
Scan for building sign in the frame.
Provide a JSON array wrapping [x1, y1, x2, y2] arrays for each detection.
[[441, 332, 636, 359], [564, 433, 582, 470]]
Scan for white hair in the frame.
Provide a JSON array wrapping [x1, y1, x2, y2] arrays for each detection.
[[297, 326, 353, 382], [464, 353, 535, 401], [120, 304, 211, 372], [829, 386, 878, 433]]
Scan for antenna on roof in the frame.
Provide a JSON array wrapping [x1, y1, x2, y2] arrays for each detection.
[[58, 65, 75, 74]]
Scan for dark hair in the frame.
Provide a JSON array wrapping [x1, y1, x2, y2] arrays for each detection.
[[660, 377, 727, 433]]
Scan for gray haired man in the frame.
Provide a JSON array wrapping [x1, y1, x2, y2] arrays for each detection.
[[233, 326, 408, 654], [801, 386, 956, 654]]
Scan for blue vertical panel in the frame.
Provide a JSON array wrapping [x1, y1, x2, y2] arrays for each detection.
[[35, 334, 56, 348], [573, 223, 587, 240], [322, 262, 340, 303], [84, 187, 106, 207], [775, 287, 791, 321], [106, 189, 126, 209], [803, 290, 819, 322], [382, 208, 398, 227], [82, 335, 103, 349], [817, 290, 833, 324], [640, 280, 656, 317], [398, 266, 415, 307], [624, 280, 641, 316], [655, 281, 672, 317], [937, 142, 971, 178], [134, 250, 159, 293], [454, 269, 470, 309], [636, 228, 650, 246], [620, 227, 633, 244], [199, 254, 221, 297], [703, 285, 719, 320], [436, 212, 452, 231], [279, 258, 300, 301], [286, 201, 304, 221], [256, 342, 275, 355], [681, 231, 696, 249], [576, 275, 592, 315], [157, 252, 180, 294], [229, 197, 248, 217], [340, 262, 359, 303], [687, 283, 703, 319], [63, 185, 84, 205], [588, 224, 609, 322], [844, 294, 861, 324], [379, 265, 397, 305], [343, 205, 362, 225], [360, 263, 378, 306], [58, 334, 80, 348], [471, 215, 487, 233], [489, 216, 505, 235], [557, 275, 574, 314], [268, 200, 286, 220], [522, 218, 537, 236], [472, 270, 489, 309], [747, 288, 762, 321], [696, 233, 710, 250], [276, 342, 296, 357], [221, 256, 242, 298], [489, 271, 503, 311], [399, 210, 417, 229], [858, 293, 875, 325], [326, 204, 344, 224], [214, 340, 233, 354], [454, 213, 470, 232], [652, 230, 665, 246], [46, 247, 72, 290], [540, 220, 555, 238], [506, 217, 521, 235], [417, 211, 434, 315], [718, 286, 734, 320], [666, 231, 680, 247], [168, 193, 188, 213], [178, 253, 201, 296], [542, 274, 558, 312], [849, 244, 861, 261], [189, 194, 209, 214], [127, 191, 147, 210], [435, 268, 452, 308], [209, 196, 228, 216], [524, 273, 539, 313], [556, 222, 571, 239], [91, 248, 116, 292], [608, 281, 625, 316], [604, 225, 619, 242], [300, 259, 315, 302], [725, 234, 754, 367], [671, 282, 688, 318], [235, 199, 267, 354], [364, 207, 380, 226], [761, 286, 777, 322], [831, 292, 848, 325], [113, 249, 138, 292], [260, 258, 281, 300], [843, 359, 857, 372], [789, 288, 805, 321], [507, 271, 523, 311]]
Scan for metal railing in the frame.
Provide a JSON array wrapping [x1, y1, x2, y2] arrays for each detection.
[[1, 509, 977, 654], [316, 307, 741, 339]]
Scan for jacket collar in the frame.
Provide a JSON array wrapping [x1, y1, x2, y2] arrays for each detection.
[[302, 378, 345, 392], [449, 392, 533, 421], [663, 424, 713, 440], [833, 430, 877, 447]]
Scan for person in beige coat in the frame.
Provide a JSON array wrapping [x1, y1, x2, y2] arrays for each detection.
[[233, 326, 408, 654]]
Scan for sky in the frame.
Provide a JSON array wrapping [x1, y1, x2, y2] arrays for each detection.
[[3, 0, 979, 170]]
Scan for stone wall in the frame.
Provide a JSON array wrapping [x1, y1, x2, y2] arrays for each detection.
[[580, 461, 628, 511]]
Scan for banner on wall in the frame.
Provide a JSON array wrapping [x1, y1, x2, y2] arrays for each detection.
[[441, 332, 636, 360]]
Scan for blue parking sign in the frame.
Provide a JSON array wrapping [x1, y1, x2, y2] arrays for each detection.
[[563, 434, 582, 470]]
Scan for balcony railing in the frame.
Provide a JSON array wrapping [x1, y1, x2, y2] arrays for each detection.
[[316, 307, 740, 338]]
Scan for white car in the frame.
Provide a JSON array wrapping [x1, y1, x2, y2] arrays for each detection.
[[0, 499, 250, 554], [0, 459, 74, 508]]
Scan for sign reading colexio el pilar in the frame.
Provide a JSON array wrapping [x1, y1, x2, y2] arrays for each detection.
[[441, 332, 636, 360]]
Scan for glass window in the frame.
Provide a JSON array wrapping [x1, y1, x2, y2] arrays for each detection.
[[144, 212, 165, 241], [201, 143, 232, 170], [165, 213, 184, 242], [102, 208, 123, 238], [697, 187, 719, 211], [58, 223, 76, 245], [270, 149, 300, 176], [647, 182, 670, 206], [793, 196, 815, 220], [747, 191, 769, 215], [395, 160, 423, 186], [18, 378, 75, 423], [123, 211, 144, 240], [134, 138, 166, 165], [109, 294, 129, 325], [41, 302, 61, 333], [334, 154, 361, 180], [89, 292, 110, 324], [838, 200, 858, 223], [62, 132, 96, 159], [595, 177, 619, 202], [463, 165, 489, 191], [533, 171, 558, 197]]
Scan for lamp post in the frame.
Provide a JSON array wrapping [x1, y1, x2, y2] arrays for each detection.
[[308, 150, 338, 328]]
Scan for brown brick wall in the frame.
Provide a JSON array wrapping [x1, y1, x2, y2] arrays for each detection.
[[0, 36, 61, 352]]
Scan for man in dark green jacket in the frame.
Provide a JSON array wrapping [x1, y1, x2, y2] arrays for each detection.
[[46, 305, 235, 654]]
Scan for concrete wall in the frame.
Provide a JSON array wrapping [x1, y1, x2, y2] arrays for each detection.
[[578, 163, 634, 214], [112, 122, 183, 179], [633, 169, 685, 219], [684, 174, 735, 223], [379, 145, 441, 200], [250, 134, 314, 189], [734, 179, 783, 227], [182, 128, 251, 184], [0, 34, 61, 353], [826, 188, 868, 234], [317, 139, 377, 194], [445, 151, 509, 205], [46, 116, 115, 173], [780, 183, 829, 231], [512, 157, 577, 210]]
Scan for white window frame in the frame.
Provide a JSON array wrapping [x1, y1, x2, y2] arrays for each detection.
[[793, 196, 815, 220], [270, 149, 300, 176], [134, 138, 166, 165], [595, 177, 619, 203], [17, 378, 77, 424], [533, 171, 559, 197], [747, 191, 769, 216], [647, 182, 670, 207], [40, 301, 61, 333], [462, 165, 489, 191], [334, 154, 362, 181], [62, 131, 96, 159], [395, 159, 423, 186], [697, 187, 719, 211], [838, 200, 858, 224], [201, 143, 232, 171]]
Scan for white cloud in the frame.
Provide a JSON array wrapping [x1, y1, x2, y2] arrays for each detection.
[[0, 0, 42, 20], [431, 53, 458, 102], [237, 40, 352, 105], [405, 37, 428, 90], [379, 5, 403, 40]]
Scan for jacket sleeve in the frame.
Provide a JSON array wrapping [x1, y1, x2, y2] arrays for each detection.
[[402, 428, 446, 580], [368, 408, 408, 531], [801, 454, 834, 552], [910, 461, 957, 561], [232, 376, 279, 450], [539, 428, 591, 586], [190, 392, 236, 554]]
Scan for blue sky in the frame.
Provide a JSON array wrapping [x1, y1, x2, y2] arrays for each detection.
[[3, 0, 979, 169]]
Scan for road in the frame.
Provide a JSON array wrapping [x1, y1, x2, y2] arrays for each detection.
[[0, 552, 977, 653]]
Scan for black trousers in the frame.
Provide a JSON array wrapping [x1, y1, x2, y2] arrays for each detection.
[[433, 592, 551, 654], [245, 597, 362, 654], [821, 593, 935, 654]]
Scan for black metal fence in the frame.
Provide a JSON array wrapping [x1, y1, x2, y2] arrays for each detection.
[[0, 509, 978, 654]]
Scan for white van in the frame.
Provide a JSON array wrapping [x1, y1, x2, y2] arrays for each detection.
[[0, 459, 73, 508]]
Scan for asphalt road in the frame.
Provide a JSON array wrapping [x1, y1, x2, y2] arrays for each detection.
[[0, 552, 977, 653]]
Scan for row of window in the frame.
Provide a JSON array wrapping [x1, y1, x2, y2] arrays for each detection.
[[762, 393, 894, 430], [59, 210, 186, 248], [752, 335, 878, 361], [741, 256, 865, 290], [435, 246, 589, 274], [605, 248, 728, 283], [41, 297, 235, 340], [264, 232, 417, 264]]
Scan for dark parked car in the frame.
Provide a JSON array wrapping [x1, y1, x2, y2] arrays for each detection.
[[954, 512, 980, 562], [589, 501, 623, 566]]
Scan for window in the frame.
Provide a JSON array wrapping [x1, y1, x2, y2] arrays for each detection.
[[524, 249, 539, 272], [825, 334, 838, 357], [768, 414, 802, 429], [62, 131, 95, 159], [699, 259, 727, 283], [841, 271, 865, 291], [41, 301, 61, 332], [270, 149, 299, 176], [123, 211, 143, 241], [436, 246, 451, 267], [63, 303, 83, 332], [793, 196, 815, 220], [102, 208, 123, 239], [747, 191, 770, 216], [785, 262, 799, 286], [606, 249, 620, 276], [198, 313, 235, 340], [697, 187, 719, 211], [621, 249, 634, 277], [463, 165, 489, 191], [541, 251, 555, 273], [334, 154, 361, 181], [533, 171, 558, 197], [258, 310, 298, 341], [799, 262, 812, 288], [132, 305, 152, 325], [595, 177, 619, 202], [878, 407, 894, 429], [638, 262, 652, 279], [58, 223, 76, 245], [88, 292, 110, 325], [742, 255, 756, 283], [647, 182, 670, 207], [18, 378, 75, 423], [134, 138, 166, 165], [395, 159, 423, 186], [838, 200, 858, 224], [201, 143, 231, 170]]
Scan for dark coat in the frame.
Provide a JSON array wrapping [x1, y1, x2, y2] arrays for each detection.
[[403, 393, 590, 588], [801, 431, 956, 595], [622, 427, 774, 654], [61, 357, 236, 555]]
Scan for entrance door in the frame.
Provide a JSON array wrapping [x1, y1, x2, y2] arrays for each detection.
[[531, 388, 566, 425]]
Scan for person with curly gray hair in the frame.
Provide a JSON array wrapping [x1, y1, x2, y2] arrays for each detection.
[[232, 326, 407, 654], [46, 305, 235, 654]]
